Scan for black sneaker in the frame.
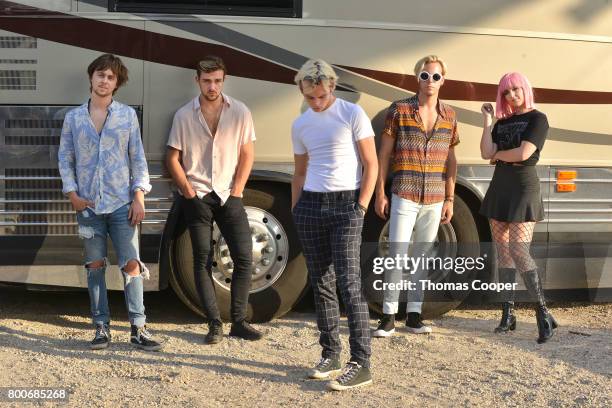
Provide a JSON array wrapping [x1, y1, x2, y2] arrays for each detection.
[[229, 320, 263, 341], [328, 362, 372, 391], [308, 357, 342, 379], [372, 314, 395, 338], [90, 323, 111, 350], [205, 319, 224, 344], [406, 312, 432, 334], [130, 325, 163, 351]]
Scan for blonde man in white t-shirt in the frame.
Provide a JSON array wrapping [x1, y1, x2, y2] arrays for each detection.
[[291, 59, 378, 391]]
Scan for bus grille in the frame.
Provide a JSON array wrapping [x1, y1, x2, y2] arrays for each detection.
[[3, 168, 76, 236], [0, 104, 161, 237], [4, 119, 63, 145], [0, 36, 37, 49], [0, 69, 37, 90]]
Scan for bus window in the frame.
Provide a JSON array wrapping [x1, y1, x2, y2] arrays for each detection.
[[110, 0, 302, 18]]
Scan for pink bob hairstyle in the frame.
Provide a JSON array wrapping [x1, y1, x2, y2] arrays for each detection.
[[495, 72, 535, 119]]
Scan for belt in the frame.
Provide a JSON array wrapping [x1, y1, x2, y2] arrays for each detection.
[[300, 189, 359, 201]]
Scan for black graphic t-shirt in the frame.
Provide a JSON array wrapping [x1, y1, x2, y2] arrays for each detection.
[[492, 109, 548, 166]]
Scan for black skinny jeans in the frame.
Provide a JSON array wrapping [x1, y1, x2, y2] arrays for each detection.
[[181, 192, 252, 323]]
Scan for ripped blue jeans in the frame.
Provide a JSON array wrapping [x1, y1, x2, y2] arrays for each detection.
[[77, 203, 149, 327]]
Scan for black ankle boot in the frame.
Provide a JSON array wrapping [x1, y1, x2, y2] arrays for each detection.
[[521, 269, 558, 343], [495, 302, 516, 333], [534, 304, 557, 344]]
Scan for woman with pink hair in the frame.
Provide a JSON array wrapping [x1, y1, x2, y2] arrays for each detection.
[[479, 72, 557, 343]]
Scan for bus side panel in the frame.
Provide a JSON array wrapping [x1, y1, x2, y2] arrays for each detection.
[[546, 167, 612, 301], [0, 25, 159, 291]]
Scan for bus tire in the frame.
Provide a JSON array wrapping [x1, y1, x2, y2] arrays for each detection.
[[170, 182, 308, 323], [361, 194, 480, 319]]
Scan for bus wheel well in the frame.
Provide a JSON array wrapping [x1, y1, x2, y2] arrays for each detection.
[[164, 179, 309, 322], [455, 184, 490, 242]]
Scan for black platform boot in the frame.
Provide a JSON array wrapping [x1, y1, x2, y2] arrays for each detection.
[[521, 269, 558, 343], [495, 268, 517, 333], [495, 302, 516, 333]]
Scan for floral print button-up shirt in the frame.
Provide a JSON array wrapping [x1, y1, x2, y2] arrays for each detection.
[[58, 100, 151, 214]]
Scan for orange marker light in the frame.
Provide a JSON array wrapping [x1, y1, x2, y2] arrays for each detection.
[[557, 170, 577, 180], [556, 183, 576, 192]]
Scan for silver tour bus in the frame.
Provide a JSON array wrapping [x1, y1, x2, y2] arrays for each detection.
[[1, 0, 611, 321]]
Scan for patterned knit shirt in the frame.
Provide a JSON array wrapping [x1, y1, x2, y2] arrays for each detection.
[[382, 95, 459, 204]]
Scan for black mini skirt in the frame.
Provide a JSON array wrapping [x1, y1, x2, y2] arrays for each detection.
[[479, 164, 544, 222]]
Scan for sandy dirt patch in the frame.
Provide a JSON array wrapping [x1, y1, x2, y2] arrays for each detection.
[[0, 287, 610, 407]]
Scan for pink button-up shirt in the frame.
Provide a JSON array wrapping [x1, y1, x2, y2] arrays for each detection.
[[167, 94, 256, 204]]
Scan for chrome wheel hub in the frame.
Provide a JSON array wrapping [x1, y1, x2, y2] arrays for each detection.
[[211, 206, 289, 293]]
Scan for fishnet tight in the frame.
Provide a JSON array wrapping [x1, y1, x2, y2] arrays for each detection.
[[490, 219, 537, 273]]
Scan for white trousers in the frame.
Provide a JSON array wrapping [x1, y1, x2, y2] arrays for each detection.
[[382, 194, 443, 314]]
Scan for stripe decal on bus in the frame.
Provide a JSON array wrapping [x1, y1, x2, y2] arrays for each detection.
[[2, 1, 612, 104]]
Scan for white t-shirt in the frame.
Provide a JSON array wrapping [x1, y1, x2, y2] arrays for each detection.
[[291, 98, 374, 192]]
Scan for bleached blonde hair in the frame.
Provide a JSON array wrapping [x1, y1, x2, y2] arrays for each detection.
[[294, 59, 338, 92], [413, 55, 447, 76]]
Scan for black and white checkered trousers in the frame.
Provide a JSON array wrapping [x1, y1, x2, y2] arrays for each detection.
[[292, 189, 371, 368]]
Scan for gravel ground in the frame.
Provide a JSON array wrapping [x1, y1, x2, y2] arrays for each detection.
[[0, 286, 610, 407]]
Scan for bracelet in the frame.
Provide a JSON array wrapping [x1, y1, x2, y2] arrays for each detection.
[[444, 197, 454, 202]]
